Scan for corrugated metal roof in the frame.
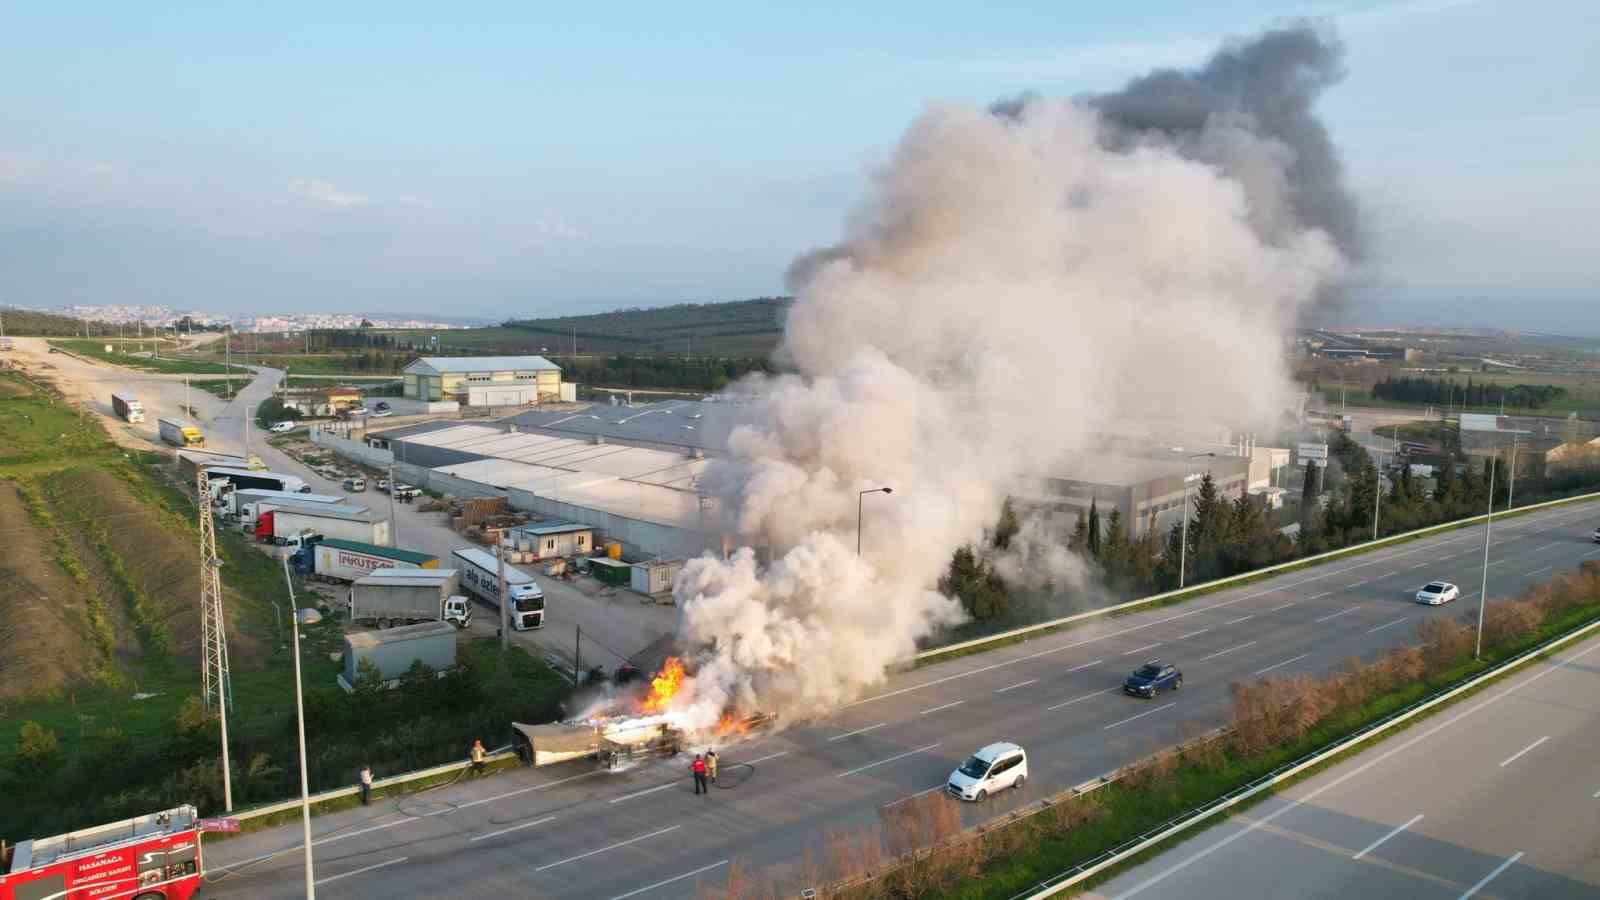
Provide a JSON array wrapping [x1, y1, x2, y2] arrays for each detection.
[[345, 621, 456, 649], [503, 399, 745, 452], [515, 522, 594, 536], [404, 356, 561, 375]]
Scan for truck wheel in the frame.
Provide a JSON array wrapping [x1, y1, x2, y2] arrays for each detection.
[[377, 618, 389, 629]]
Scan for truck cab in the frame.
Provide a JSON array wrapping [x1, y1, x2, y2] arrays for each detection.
[[445, 595, 472, 629]]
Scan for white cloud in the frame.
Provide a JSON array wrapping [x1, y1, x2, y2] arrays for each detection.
[[288, 178, 368, 209]]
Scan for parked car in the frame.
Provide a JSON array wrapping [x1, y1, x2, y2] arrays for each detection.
[[1415, 581, 1460, 605], [342, 477, 367, 492], [391, 484, 421, 500], [376, 479, 391, 493], [269, 421, 295, 433], [374, 401, 391, 411], [1124, 660, 1182, 698], [947, 742, 1028, 802]]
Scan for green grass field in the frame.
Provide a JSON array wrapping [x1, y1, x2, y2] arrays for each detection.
[[49, 339, 252, 375]]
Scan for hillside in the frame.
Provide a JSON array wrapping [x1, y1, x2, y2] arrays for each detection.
[[1, 307, 112, 337]]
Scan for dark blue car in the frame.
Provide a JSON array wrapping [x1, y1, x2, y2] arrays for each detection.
[[1124, 660, 1182, 698]]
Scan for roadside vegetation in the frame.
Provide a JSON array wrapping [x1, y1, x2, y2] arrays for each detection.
[[48, 338, 250, 375], [0, 309, 120, 336]]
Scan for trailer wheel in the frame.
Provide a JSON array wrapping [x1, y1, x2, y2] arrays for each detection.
[[377, 618, 390, 629]]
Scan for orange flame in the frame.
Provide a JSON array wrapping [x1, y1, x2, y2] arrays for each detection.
[[639, 657, 686, 713], [715, 712, 750, 736]]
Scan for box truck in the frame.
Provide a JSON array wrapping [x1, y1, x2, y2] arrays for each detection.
[[111, 392, 145, 423], [349, 569, 470, 629], [289, 536, 436, 582], [254, 501, 389, 547], [452, 547, 545, 630], [158, 417, 205, 448]]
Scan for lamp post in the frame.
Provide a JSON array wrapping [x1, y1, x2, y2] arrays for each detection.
[[1474, 448, 1498, 660], [279, 557, 316, 898], [1178, 452, 1216, 590], [1372, 424, 1399, 541], [857, 487, 893, 556]]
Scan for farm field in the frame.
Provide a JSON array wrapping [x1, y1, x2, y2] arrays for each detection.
[[49, 339, 251, 375]]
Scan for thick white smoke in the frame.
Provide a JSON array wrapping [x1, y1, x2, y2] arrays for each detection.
[[668, 31, 1350, 733]]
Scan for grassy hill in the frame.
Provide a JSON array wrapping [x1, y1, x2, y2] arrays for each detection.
[[1, 308, 114, 337]]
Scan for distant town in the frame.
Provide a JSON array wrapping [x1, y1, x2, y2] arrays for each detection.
[[11, 303, 471, 332]]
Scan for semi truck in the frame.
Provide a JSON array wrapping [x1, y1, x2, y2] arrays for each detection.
[[290, 536, 437, 583], [158, 417, 205, 448], [349, 569, 471, 628], [202, 465, 309, 497], [452, 547, 545, 630], [111, 392, 146, 423], [254, 501, 389, 548], [230, 488, 345, 524], [0, 804, 204, 900]]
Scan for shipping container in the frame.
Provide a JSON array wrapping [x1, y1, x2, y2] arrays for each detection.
[[202, 465, 308, 496], [340, 622, 457, 690]]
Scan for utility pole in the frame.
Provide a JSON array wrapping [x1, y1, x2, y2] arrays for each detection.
[[278, 559, 317, 898], [497, 542, 509, 651], [574, 625, 582, 684], [1507, 437, 1519, 510], [1475, 445, 1499, 660], [196, 469, 233, 811], [225, 329, 232, 398]]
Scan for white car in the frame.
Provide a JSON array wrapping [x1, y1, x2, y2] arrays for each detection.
[[947, 742, 1028, 802], [1592, 526, 1600, 544], [268, 421, 295, 433], [1415, 581, 1460, 605], [369, 409, 392, 418]]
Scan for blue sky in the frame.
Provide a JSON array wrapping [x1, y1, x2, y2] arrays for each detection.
[[1, 0, 1596, 331]]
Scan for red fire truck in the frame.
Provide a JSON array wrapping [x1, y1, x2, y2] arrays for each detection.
[[0, 805, 203, 900]]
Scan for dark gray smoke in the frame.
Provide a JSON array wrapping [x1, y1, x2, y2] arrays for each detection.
[[1092, 23, 1362, 261]]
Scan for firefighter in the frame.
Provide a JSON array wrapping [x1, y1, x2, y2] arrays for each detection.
[[691, 753, 709, 795], [705, 749, 718, 784], [359, 765, 373, 806], [470, 739, 487, 775]]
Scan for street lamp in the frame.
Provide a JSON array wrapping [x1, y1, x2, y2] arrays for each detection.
[[279, 557, 317, 898], [1372, 424, 1399, 541], [1178, 453, 1216, 590], [857, 487, 893, 556]]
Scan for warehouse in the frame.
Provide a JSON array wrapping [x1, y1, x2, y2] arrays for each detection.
[[504, 398, 743, 455], [1015, 451, 1252, 538], [402, 356, 570, 407]]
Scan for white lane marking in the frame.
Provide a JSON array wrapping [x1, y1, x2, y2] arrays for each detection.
[[1253, 654, 1309, 676], [1267, 601, 1295, 612], [1458, 850, 1523, 899], [995, 679, 1038, 693], [1047, 688, 1117, 711], [608, 860, 730, 900], [745, 750, 790, 765], [882, 784, 947, 808], [609, 783, 676, 804], [1366, 616, 1411, 635], [1314, 607, 1358, 624], [209, 815, 416, 871], [1200, 641, 1257, 662], [315, 856, 407, 886], [1104, 702, 1176, 731], [1122, 641, 1164, 656], [828, 722, 887, 741], [1346, 579, 1373, 588], [1065, 659, 1104, 673], [1523, 565, 1552, 577], [1307, 591, 1332, 601], [1352, 813, 1423, 860], [469, 815, 557, 842], [534, 825, 682, 872], [1532, 542, 1561, 553], [1498, 735, 1550, 768], [1176, 628, 1210, 641], [1108, 627, 1600, 900], [837, 743, 942, 778], [452, 768, 608, 811], [921, 700, 965, 715], [1223, 615, 1254, 626], [1593, 787, 1600, 799]]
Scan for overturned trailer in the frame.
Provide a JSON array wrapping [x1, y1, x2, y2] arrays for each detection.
[[512, 716, 683, 769]]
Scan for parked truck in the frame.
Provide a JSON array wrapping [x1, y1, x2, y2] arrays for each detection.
[[349, 569, 471, 628], [290, 536, 437, 583], [0, 804, 204, 899], [202, 465, 308, 497], [229, 488, 344, 523], [254, 501, 389, 547], [452, 547, 545, 630], [158, 417, 205, 448], [111, 392, 146, 423]]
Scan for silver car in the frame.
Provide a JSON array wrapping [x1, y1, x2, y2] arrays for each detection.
[[1415, 581, 1460, 605]]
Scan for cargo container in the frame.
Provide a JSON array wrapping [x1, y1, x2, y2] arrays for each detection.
[[254, 500, 389, 547], [452, 547, 545, 630], [340, 622, 457, 691], [349, 569, 470, 628], [158, 417, 205, 448], [111, 392, 145, 423], [289, 536, 436, 583]]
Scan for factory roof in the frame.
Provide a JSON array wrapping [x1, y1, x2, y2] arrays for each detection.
[[403, 356, 561, 376], [1050, 453, 1249, 489], [502, 398, 747, 453]]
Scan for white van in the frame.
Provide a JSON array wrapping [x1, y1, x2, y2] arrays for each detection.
[[947, 742, 1028, 802]]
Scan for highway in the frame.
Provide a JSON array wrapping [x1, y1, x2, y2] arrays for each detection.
[[196, 494, 1600, 899], [1090, 622, 1600, 899]]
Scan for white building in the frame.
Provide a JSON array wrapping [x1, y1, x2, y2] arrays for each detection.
[[402, 356, 565, 407]]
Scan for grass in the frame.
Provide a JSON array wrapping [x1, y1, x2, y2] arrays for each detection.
[[1304, 365, 1600, 416], [0, 373, 121, 469], [48, 339, 251, 375]]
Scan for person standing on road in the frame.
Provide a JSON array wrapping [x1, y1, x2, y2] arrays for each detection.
[[359, 765, 373, 806], [705, 749, 718, 785], [470, 739, 487, 775], [691, 754, 708, 795]]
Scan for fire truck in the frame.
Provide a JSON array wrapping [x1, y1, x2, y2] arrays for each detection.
[[0, 805, 203, 900]]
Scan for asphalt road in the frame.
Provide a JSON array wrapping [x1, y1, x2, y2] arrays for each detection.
[[195, 495, 1600, 900], [1090, 622, 1600, 899]]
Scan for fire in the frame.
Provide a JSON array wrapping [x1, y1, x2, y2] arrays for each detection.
[[638, 657, 686, 713]]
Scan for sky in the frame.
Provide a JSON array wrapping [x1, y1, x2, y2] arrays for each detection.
[[0, 0, 1596, 332]]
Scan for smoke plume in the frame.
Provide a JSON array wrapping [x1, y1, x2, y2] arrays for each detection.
[[668, 25, 1355, 734]]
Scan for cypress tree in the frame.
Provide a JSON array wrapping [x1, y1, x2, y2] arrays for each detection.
[[1087, 499, 1102, 560]]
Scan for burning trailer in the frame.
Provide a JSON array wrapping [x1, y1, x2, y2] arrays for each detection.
[[512, 716, 683, 769]]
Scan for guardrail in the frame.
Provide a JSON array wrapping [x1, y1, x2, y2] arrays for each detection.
[[228, 748, 516, 826], [913, 488, 1600, 666], [1018, 607, 1600, 898]]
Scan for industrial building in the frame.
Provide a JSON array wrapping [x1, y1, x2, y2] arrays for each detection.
[[1016, 451, 1253, 538], [402, 356, 571, 407], [503, 397, 743, 455]]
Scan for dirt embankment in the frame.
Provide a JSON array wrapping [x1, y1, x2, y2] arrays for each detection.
[[0, 482, 99, 700]]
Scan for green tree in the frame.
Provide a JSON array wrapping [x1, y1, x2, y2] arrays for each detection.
[[939, 546, 1009, 622], [1068, 510, 1089, 553], [993, 497, 1019, 551], [14, 721, 61, 781], [1086, 499, 1102, 560], [1102, 508, 1127, 579]]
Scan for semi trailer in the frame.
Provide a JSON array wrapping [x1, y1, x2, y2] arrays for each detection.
[[289, 537, 437, 583], [253, 501, 388, 547], [349, 569, 470, 628], [451, 547, 545, 630], [201, 465, 308, 497], [111, 392, 145, 423], [228, 488, 344, 523]]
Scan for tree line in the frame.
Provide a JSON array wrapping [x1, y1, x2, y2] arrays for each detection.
[[1371, 375, 1567, 410]]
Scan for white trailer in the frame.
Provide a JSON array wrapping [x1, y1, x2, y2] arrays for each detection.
[[111, 393, 145, 423], [231, 488, 344, 522], [349, 569, 470, 629], [452, 547, 545, 630], [257, 500, 390, 547], [203, 465, 308, 497]]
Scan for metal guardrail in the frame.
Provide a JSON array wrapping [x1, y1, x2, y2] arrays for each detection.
[[1018, 609, 1600, 899], [228, 749, 515, 825], [914, 488, 1600, 666]]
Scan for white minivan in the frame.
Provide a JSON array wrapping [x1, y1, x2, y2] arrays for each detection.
[[947, 742, 1028, 802]]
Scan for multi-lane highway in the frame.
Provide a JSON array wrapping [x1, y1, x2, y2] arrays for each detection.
[[198, 495, 1600, 899], [1091, 620, 1600, 898]]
